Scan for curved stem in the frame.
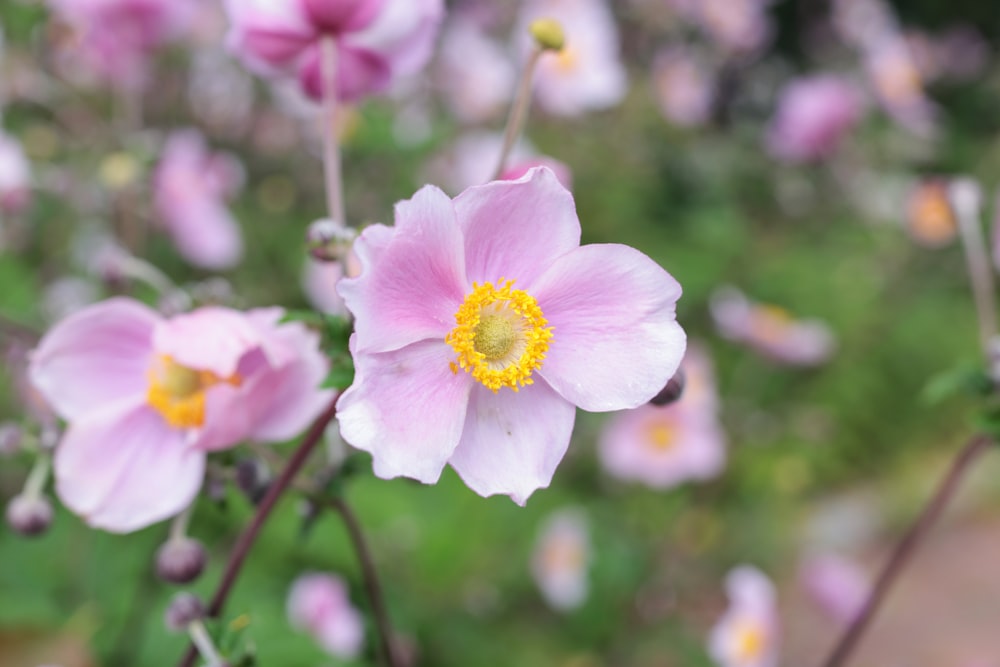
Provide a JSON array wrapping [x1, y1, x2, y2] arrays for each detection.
[[493, 47, 543, 180], [321, 36, 346, 226], [819, 434, 993, 667], [325, 495, 399, 667], [175, 395, 340, 667]]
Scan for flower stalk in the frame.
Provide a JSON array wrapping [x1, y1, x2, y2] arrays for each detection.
[[321, 36, 346, 227], [493, 47, 544, 180]]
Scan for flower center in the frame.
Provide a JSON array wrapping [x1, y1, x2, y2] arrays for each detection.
[[146, 355, 241, 429], [645, 422, 677, 451], [735, 621, 766, 663], [554, 46, 579, 72], [446, 279, 553, 393]]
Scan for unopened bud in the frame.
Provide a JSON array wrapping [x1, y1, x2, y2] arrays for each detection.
[[6, 493, 53, 536], [0, 423, 23, 456], [529, 18, 565, 52], [307, 218, 356, 262], [235, 457, 271, 505], [650, 369, 686, 406], [156, 537, 207, 584], [165, 592, 206, 632]]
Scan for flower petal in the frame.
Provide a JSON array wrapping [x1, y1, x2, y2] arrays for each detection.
[[533, 244, 686, 412], [338, 185, 467, 354], [29, 297, 160, 421], [337, 338, 470, 483], [152, 307, 262, 377], [55, 404, 204, 533], [244, 359, 334, 443], [454, 166, 580, 288], [448, 379, 576, 505]]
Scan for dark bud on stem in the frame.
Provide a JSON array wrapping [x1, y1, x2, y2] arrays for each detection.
[[5, 494, 53, 536], [649, 369, 686, 406], [156, 537, 207, 584], [235, 457, 271, 505], [164, 592, 206, 633]]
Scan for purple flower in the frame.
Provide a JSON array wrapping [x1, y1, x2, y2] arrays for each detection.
[[337, 167, 686, 503], [708, 566, 780, 667], [767, 75, 864, 163], [288, 573, 365, 658]]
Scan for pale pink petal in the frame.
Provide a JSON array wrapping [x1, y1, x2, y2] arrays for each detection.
[[337, 338, 471, 482], [533, 244, 686, 412], [55, 403, 204, 533], [348, 0, 444, 77], [288, 573, 365, 659], [448, 380, 576, 505], [299, 43, 392, 102], [337, 185, 466, 354], [303, 260, 348, 316], [153, 307, 262, 377], [223, 0, 317, 73], [194, 382, 253, 451], [245, 359, 334, 442], [29, 297, 160, 421], [349, 222, 393, 275], [165, 196, 244, 269], [453, 167, 580, 288], [800, 554, 869, 625]]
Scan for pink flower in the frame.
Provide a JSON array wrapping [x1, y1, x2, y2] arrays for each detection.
[[337, 167, 686, 503], [437, 16, 515, 124], [48, 0, 197, 89], [905, 178, 956, 248], [29, 298, 332, 532], [865, 38, 936, 136], [652, 48, 715, 128], [154, 130, 244, 270], [767, 75, 864, 163], [710, 287, 835, 367], [303, 259, 348, 316], [598, 346, 724, 489], [519, 0, 627, 116], [224, 0, 444, 103], [287, 572, 365, 658], [799, 554, 869, 625], [531, 509, 589, 611], [428, 132, 572, 195], [672, 0, 773, 54], [708, 566, 780, 667], [0, 131, 31, 215]]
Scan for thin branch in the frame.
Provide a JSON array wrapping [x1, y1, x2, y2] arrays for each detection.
[[324, 495, 399, 667], [819, 433, 994, 667], [175, 395, 340, 667]]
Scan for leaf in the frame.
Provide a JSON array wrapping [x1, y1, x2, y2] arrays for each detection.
[[921, 365, 994, 405]]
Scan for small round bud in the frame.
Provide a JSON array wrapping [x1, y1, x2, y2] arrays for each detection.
[[307, 218, 356, 262], [164, 592, 206, 633], [6, 494, 53, 536], [529, 18, 565, 52], [649, 369, 686, 406], [0, 423, 24, 456], [235, 457, 271, 505], [156, 537, 208, 584]]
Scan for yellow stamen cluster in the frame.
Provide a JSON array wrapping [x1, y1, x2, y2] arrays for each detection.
[[147, 355, 241, 428], [645, 422, 677, 452], [735, 622, 766, 663], [446, 279, 553, 393]]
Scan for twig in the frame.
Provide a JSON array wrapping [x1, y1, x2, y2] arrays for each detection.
[[175, 395, 340, 667], [819, 434, 994, 667]]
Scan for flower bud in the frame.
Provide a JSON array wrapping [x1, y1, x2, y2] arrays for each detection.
[[649, 368, 686, 406], [235, 457, 271, 504], [164, 592, 206, 632], [529, 18, 565, 52], [307, 218, 356, 262], [6, 493, 53, 536], [156, 537, 208, 584]]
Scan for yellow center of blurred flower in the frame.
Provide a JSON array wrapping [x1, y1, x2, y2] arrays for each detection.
[[645, 422, 676, 451], [749, 305, 793, 343], [735, 622, 766, 664], [146, 355, 241, 428], [446, 280, 553, 393], [908, 183, 956, 245], [554, 47, 580, 73]]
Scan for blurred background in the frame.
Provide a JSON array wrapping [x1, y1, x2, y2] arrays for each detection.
[[3, 0, 1000, 665]]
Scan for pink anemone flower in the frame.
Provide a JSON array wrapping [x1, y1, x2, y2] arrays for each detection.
[[531, 509, 590, 611], [766, 75, 865, 163], [288, 572, 365, 658], [336, 167, 686, 503], [708, 566, 780, 667], [29, 298, 332, 532], [799, 553, 870, 625], [224, 0, 444, 103], [598, 347, 725, 489], [153, 130, 244, 270]]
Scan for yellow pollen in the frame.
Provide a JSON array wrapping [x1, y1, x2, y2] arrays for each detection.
[[554, 46, 579, 72], [146, 355, 241, 429], [735, 623, 766, 663], [446, 279, 553, 393], [646, 422, 676, 451]]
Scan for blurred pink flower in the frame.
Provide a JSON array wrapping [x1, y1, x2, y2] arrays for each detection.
[[0, 131, 31, 215], [154, 130, 244, 270], [710, 287, 835, 366], [531, 509, 589, 611], [905, 178, 956, 249], [48, 0, 197, 89], [519, 0, 627, 116], [767, 75, 864, 163], [337, 167, 686, 503], [652, 48, 715, 128], [428, 132, 571, 195], [303, 259, 348, 316], [708, 566, 780, 667], [799, 554, 869, 625], [224, 0, 444, 103], [437, 16, 515, 124], [672, 0, 773, 54], [288, 572, 365, 658], [29, 298, 332, 532], [598, 346, 725, 489], [865, 38, 936, 136]]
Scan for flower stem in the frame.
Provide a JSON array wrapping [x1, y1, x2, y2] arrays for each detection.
[[818, 434, 993, 667], [954, 188, 998, 356], [188, 619, 224, 667], [493, 47, 543, 180], [321, 36, 346, 226], [324, 495, 400, 667], [23, 454, 50, 498], [175, 395, 340, 667]]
